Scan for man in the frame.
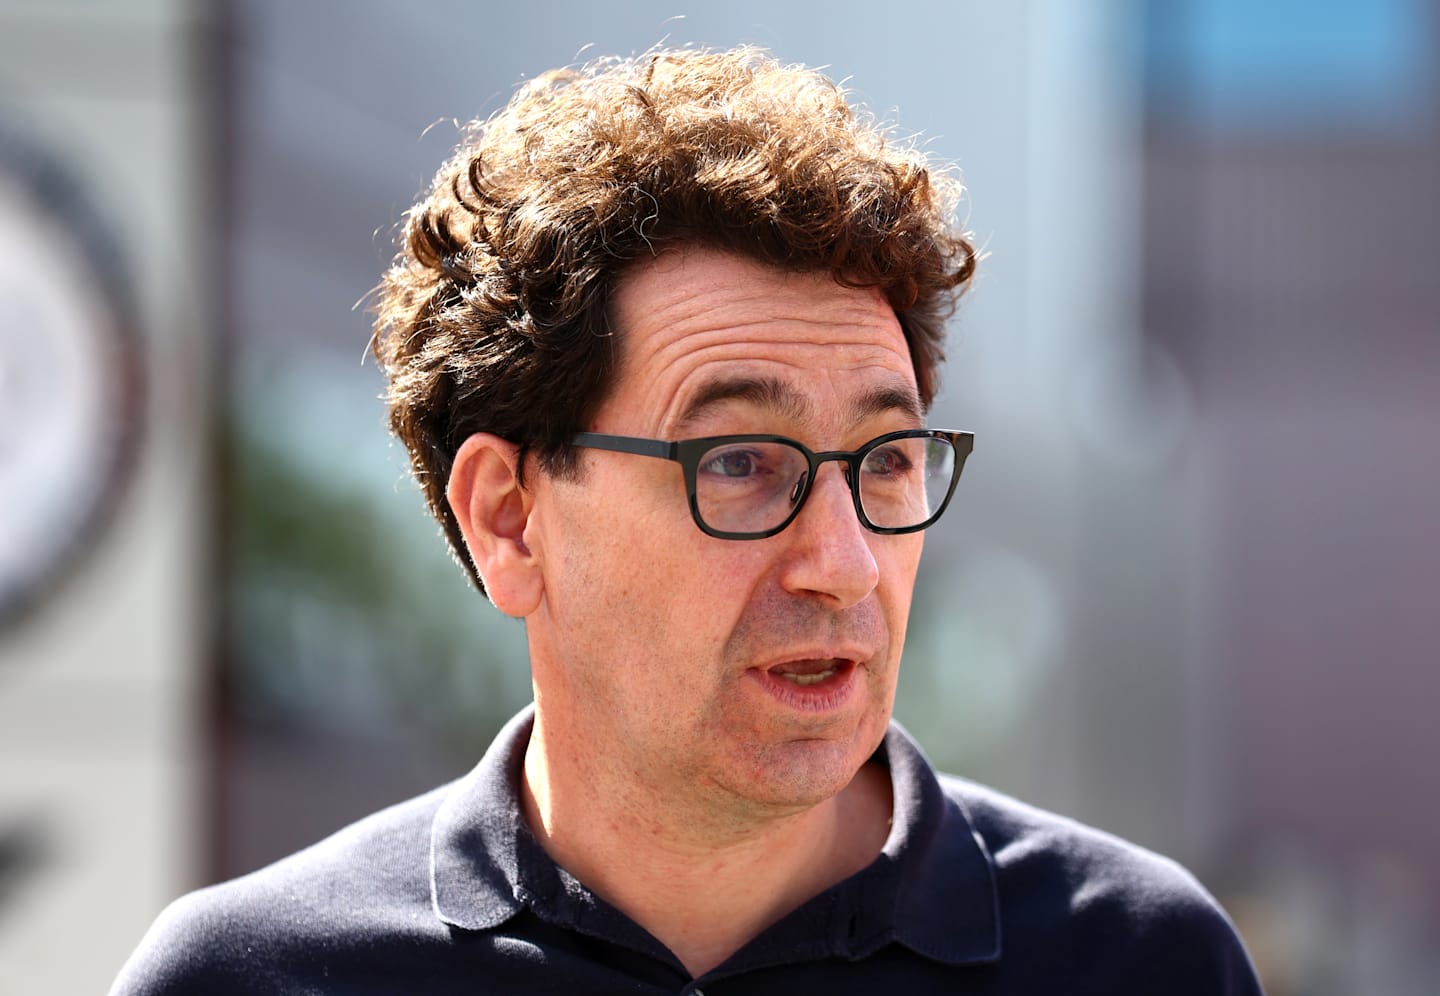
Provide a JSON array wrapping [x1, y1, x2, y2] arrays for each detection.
[[113, 47, 1263, 993]]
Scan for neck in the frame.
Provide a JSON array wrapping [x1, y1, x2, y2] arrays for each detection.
[[521, 711, 893, 978]]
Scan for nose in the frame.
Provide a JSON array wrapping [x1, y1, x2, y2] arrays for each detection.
[[775, 461, 880, 608]]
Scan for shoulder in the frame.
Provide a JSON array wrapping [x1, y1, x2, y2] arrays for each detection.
[[943, 772, 1214, 909], [109, 784, 453, 996], [939, 774, 1262, 993]]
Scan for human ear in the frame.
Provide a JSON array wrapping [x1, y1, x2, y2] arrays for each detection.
[[447, 433, 542, 617]]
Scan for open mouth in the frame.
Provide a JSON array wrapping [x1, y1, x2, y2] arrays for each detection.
[[767, 658, 852, 686], [778, 668, 835, 686], [751, 656, 861, 712]]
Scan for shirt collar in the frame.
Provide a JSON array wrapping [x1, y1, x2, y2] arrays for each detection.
[[869, 718, 1002, 964], [430, 706, 1001, 966], [429, 708, 531, 931]]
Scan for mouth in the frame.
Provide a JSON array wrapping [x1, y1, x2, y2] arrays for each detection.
[[768, 658, 849, 686], [749, 655, 864, 712]]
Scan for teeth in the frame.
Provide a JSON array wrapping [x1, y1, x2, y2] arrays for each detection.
[[779, 668, 837, 686]]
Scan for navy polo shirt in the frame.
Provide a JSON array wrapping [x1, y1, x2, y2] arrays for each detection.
[[111, 707, 1263, 994]]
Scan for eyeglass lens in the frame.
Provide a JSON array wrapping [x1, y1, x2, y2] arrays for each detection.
[[694, 436, 956, 534]]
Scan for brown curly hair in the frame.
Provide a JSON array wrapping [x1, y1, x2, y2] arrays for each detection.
[[371, 47, 978, 590]]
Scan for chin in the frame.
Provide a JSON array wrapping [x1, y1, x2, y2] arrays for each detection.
[[738, 730, 879, 810]]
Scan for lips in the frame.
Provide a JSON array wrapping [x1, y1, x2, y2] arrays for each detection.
[[757, 643, 872, 675], [749, 655, 862, 712]]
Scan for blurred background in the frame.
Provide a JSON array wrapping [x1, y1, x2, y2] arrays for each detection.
[[1, 1, 1437, 993]]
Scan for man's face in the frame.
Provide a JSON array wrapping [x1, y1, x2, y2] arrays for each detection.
[[522, 247, 926, 824]]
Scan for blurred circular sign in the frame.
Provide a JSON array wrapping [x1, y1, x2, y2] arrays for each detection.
[[0, 122, 143, 628]]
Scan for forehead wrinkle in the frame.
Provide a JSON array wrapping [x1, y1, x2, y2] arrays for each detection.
[[609, 254, 917, 438], [642, 322, 909, 380], [647, 334, 913, 434], [644, 313, 902, 361]]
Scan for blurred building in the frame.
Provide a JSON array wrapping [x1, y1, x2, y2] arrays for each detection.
[[1142, 2, 1440, 991], [0, 2, 215, 994], [0, 2, 1436, 994]]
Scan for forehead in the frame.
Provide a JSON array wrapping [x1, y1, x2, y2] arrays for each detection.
[[601, 248, 918, 436]]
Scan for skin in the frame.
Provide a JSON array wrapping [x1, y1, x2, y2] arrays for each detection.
[[448, 247, 928, 976]]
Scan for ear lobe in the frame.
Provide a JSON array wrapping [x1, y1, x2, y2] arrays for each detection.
[[447, 433, 543, 617]]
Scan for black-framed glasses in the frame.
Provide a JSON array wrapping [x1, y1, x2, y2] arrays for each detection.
[[570, 429, 974, 540]]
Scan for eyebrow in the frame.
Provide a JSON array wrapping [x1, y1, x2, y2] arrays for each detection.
[[673, 375, 924, 435]]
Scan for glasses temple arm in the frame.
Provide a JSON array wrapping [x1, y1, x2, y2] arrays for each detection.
[[570, 432, 677, 461]]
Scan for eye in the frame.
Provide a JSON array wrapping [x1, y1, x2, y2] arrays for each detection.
[[861, 444, 913, 476], [700, 447, 764, 478]]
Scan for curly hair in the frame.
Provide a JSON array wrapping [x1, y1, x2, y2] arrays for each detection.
[[371, 47, 978, 590]]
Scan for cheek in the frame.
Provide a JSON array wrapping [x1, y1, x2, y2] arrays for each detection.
[[538, 472, 750, 657], [879, 536, 924, 637]]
